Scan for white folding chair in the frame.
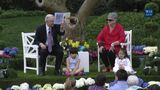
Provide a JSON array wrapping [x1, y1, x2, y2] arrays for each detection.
[[97, 30, 132, 72], [120, 30, 132, 65], [21, 32, 55, 75]]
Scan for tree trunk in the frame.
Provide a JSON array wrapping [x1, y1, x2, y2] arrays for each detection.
[[35, 0, 100, 41]]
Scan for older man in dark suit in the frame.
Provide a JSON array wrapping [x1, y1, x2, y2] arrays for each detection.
[[34, 14, 65, 76]]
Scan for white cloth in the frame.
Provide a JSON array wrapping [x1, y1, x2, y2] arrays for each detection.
[[113, 57, 133, 73]]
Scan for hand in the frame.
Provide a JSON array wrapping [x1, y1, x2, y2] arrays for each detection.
[[119, 64, 124, 69], [39, 43, 46, 49], [60, 23, 64, 31], [99, 46, 104, 53], [109, 43, 115, 52], [70, 71, 74, 76]]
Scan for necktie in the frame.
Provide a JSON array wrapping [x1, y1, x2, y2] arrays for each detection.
[[48, 30, 53, 52]]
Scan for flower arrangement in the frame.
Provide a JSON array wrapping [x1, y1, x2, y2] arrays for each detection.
[[5, 80, 160, 90], [61, 38, 90, 51], [143, 46, 158, 57], [6, 78, 109, 90]]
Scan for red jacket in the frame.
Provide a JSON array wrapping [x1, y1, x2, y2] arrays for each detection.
[[96, 23, 125, 54]]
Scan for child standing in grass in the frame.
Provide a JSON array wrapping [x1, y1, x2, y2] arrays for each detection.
[[113, 48, 134, 74], [64, 48, 84, 76]]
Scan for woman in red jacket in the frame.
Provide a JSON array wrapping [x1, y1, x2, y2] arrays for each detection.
[[97, 12, 125, 72]]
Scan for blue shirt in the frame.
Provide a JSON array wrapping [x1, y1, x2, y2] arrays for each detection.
[[68, 55, 79, 69], [88, 84, 107, 90], [109, 81, 128, 90], [126, 85, 141, 90]]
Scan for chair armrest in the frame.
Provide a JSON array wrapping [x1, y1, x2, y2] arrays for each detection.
[[120, 43, 130, 48], [23, 44, 39, 48]]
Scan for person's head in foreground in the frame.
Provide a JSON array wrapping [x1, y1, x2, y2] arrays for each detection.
[[65, 77, 76, 90], [95, 73, 107, 86], [115, 69, 128, 81], [127, 75, 139, 86]]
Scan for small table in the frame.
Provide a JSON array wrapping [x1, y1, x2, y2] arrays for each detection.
[[78, 51, 89, 72]]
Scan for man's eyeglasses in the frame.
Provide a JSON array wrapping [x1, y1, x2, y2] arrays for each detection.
[[107, 19, 114, 22]]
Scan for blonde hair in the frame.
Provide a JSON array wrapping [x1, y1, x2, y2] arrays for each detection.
[[65, 77, 76, 90]]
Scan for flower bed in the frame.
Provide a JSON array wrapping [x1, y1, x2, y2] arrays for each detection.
[[2, 78, 160, 90]]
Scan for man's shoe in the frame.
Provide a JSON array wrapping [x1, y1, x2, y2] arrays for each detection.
[[39, 72, 45, 76], [39, 68, 45, 76], [54, 70, 62, 76]]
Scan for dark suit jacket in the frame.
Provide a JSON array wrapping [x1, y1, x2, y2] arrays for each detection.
[[34, 24, 65, 47]]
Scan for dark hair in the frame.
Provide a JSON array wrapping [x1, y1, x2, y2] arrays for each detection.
[[69, 48, 78, 54], [95, 73, 107, 86], [147, 84, 160, 90], [116, 69, 128, 81], [119, 47, 128, 58]]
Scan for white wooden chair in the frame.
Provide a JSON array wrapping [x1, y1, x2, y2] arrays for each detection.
[[97, 30, 132, 72], [21, 32, 55, 75]]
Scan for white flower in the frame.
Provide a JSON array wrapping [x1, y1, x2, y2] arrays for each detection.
[[53, 83, 64, 89], [76, 79, 85, 88], [20, 82, 29, 90], [144, 66, 152, 69], [105, 83, 109, 89], [143, 46, 158, 57], [42, 83, 52, 89], [11, 85, 20, 90], [33, 84, 42, 88], [85, 78, 95, 85], [79, 78, 86, 83], [148, 81, 160, 86]]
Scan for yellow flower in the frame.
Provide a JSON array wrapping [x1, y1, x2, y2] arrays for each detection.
[[85, 44, 90, 48], [65, 37, 68, 41], [75, 41, 80, 47], [71, 43, 77, 48], [84, 42, 90, 48], [68, 39, 73, 45]]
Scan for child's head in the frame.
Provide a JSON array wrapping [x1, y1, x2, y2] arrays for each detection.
[[69, 48, 78, 58], [95, 73, 107, 86], [118, 48, 127, 59], [65, 77, 76, 90]]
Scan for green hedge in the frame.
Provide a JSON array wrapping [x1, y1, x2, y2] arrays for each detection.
[[0, 10, 46, 19]]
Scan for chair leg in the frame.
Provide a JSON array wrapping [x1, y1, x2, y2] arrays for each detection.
[[24, 57, 26, 73], [36, 57, 39, 75], [98, 47, 100, 72], [45, 59, 48, 71]]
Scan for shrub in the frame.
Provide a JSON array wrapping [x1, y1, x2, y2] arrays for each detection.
[[0, 7, 2, 14], [140, 36, 158, 46], [145, 21, 159, 32], [132, 55, 141, 68], [8, 58, 23, 70], [6, 68, 18, 78], [0, 40, 6, 49], [145, 2, 159, 14], [0, 24, 3, 32], [106, 0, 134, 11], [0, 10, 46, 19]]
